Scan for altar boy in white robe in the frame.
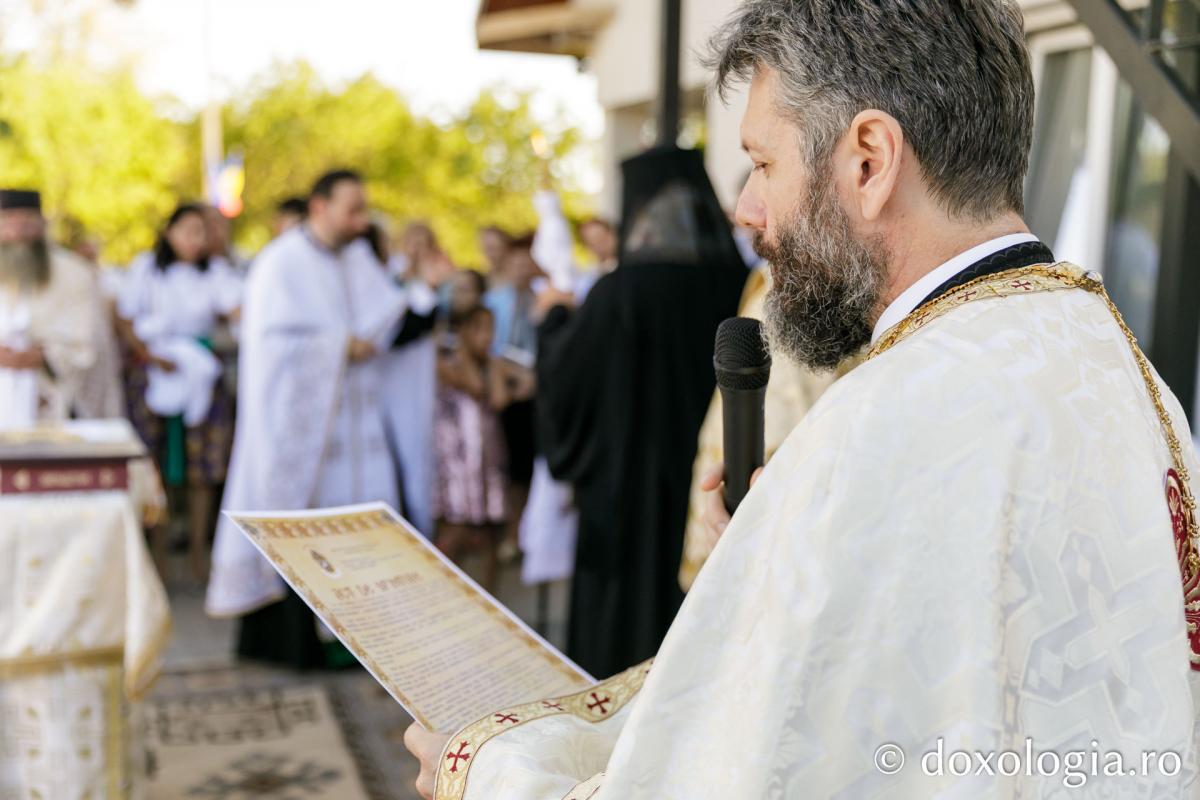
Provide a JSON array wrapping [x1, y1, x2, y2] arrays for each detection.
[[206, 170, 411, 667], [404, 0, 1200, 796]]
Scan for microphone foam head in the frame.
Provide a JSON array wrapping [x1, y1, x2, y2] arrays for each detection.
[[714, 317, 771, 391]]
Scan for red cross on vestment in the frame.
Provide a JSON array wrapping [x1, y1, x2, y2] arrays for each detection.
[[587, 693, 612, 715], [445, 741, 471, 772]]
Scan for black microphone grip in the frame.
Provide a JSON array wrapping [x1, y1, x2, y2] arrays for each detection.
[[720, 383, 766, 514], [714, 316, 770, 515]]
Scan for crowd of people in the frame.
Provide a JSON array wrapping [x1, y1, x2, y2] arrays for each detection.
[[10, 0, 1200, 795], [1, 154, 759, 679]]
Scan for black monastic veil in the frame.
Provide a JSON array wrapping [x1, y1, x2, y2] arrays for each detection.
[[536, 146, 748, 678]]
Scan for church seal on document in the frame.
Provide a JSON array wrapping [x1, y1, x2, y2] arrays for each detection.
[[310, 548, 340, 578]]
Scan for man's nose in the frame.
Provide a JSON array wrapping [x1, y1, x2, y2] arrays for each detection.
[[735, 188, 766, 231]]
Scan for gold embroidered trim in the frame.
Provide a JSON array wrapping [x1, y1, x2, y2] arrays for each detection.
[[869, 261, 1070, 358], [562, 773, 605, 800], [433, 659, 653, 800], [242, 509, 590, 731], [104, 662, 124, 798], [0, 646, 123, 677], [869, 261, 1200, 665], [0, 625, 169, 701]]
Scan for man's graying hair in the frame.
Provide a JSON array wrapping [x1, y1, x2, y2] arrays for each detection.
[[708, 0, 1034, 218]]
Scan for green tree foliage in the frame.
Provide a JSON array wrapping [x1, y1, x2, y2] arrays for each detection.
[[0, 51, 594, 268], [0, 56, 194, 263], [224, 63, 592, 266]]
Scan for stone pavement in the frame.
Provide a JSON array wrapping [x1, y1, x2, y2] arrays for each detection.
[[153, 552, 572, 799]]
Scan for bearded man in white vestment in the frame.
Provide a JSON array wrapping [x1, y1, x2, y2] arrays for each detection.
[[206, 170, 412, 665], [0, 189, 99, 428], [403, 0, 1200, 797]]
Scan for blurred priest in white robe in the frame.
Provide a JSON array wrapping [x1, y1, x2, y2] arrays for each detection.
[[207, 170, 434, 668], [0, 189, 99, 429], [403, 0, 1200, 797]]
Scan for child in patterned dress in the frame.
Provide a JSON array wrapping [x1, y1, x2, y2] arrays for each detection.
[[433, 304, 534, 589]]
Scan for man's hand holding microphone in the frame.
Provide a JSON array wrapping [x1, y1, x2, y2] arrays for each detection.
[[703, 316, 772, 546]]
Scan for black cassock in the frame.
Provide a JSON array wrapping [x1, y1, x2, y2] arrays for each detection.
[[536, 147, 747, 678]]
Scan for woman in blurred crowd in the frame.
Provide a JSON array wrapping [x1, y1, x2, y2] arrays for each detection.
[[117, 202, 243, 584]]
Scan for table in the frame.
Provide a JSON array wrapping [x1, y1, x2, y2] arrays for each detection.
[[0, 424, 170, 799]]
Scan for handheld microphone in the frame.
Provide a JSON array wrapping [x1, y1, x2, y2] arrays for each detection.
[[714, 317, 771, 514]]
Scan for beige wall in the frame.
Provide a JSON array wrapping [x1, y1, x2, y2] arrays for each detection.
[[584, 0, 740, 107], [588, 0, 1081, 215], [588, 0, 747, 215]]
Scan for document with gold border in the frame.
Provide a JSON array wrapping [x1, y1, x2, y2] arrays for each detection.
[[225, 502, 594, 732]]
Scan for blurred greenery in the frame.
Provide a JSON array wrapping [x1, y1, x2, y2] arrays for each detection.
[[0, 55, 192, 263], [221, 63, 592, 265], [0, 55, 594, 267]]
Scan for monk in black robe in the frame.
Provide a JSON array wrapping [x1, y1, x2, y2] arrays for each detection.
[[536, 147, 747, 677]]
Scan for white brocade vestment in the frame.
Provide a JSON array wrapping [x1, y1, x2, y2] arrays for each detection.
[[0, 247, 99, 428], [380, 336, 437, 537], [434, 270, 1200, 799], [206, 228, 407, 617], [0, 489, 171, 800]]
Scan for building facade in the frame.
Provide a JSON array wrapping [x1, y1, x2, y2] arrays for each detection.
[[478, 0, 1199, 416]]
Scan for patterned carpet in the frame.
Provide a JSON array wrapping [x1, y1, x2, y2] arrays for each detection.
[[145, 665, 421, 800], [149, 556, 570, 800]]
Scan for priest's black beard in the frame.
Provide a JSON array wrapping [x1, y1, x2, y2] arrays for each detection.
[[753, 179, 888, 371], [0, 239, 51, 291]]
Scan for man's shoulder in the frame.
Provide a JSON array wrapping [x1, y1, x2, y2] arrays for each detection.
[[804, 287, 1115, 436], [878, 279, 1108, 360], [248, 229, 314, 284], [47, 246, 98, 293], [255, 228, 307, 264]]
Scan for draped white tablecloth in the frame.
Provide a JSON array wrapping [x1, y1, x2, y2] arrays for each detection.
[[0, 490, 170, 799]]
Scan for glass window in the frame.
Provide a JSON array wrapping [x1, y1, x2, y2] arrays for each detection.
[[1103, 80, 1169, 350], [1157, 0, 1199, 95], [1025, 48, 1092, 251]]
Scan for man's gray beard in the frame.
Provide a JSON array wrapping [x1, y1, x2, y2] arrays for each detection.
[[0, 239, 51, 291], [754, 180, 888, 371]]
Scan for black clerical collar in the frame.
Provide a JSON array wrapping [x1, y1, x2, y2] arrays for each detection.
[[871, 235, 1054, 344], [918, 239, 1056, 308]]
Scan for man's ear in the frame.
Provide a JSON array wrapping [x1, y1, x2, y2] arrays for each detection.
[[839, 109, 904, 222]]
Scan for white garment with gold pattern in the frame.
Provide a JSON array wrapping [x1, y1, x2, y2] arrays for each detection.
[[0, 247, 98, 428], [73, 273, 125, 421], [0, 491, 171, 799], [436, 275, 1200, 798]]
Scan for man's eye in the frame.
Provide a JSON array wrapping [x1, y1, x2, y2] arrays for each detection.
[[753, 163, 768, 174]]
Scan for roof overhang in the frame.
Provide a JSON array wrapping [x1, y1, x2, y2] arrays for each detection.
[[476, 0, 614, 58]]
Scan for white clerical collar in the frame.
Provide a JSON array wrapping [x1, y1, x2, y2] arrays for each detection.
[[870, 232, 1040, 344]]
